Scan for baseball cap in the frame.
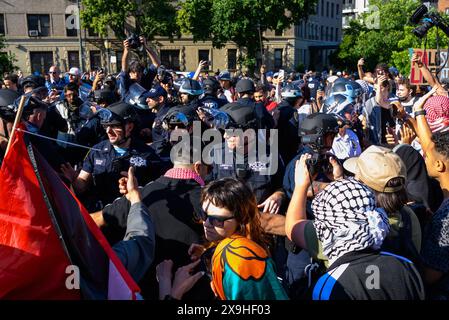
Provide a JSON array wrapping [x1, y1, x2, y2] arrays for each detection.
[[68, 67, 81, 76], [343, 145, 407, 193], [142, 85, 167, 100]]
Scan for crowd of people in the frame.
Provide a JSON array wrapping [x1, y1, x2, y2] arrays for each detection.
[[1, 36, 449, 301]]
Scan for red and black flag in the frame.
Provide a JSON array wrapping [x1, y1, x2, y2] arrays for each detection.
[[0, 125, 140, 299]]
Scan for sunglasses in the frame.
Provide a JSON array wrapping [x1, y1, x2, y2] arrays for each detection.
[[199, 207, 235, 227]]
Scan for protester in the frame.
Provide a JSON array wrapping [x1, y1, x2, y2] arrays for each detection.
[[285, 155, 425, 300], [413, 90, 449, 300], [96, 138, 211, 299], [198, 178, 289, 300]]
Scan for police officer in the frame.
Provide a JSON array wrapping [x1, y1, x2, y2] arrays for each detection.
[[141, 85, 173, 160], [210, 102, 285, 212], [0, 92, 67, 172], [198, 76, 227, 109], [275, 83, 307, 165], [233, 78, 275, 130], [61, 101, 163, 211], [176, 78, 204, 109]]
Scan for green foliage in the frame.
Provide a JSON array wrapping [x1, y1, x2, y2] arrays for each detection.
[[81, 0, 180, 40], [177, 0, 317, 71], [332, 0, 448, 76], [0, 36, 17, 75]]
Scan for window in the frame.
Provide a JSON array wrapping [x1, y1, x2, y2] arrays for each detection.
[[89, 50, 101, 70], [336, 28, 339, 41], [198, 49, 209, 64], [27, 14, 50, 37], [326, 2, 329, 17], [326, 27, 329, 41], [65, 14, 77, 37], [330, 27, 334, 41], [87, 27, 98, 37], [68, 51, 79, 69], [336, 4, 340, 17], [446, 8, 449, 15], [331, 3, 335, 18], [30, 52, 53, 74], [0, 14, 5, 35], [160, 50, 180, 70], [321, 26, 324, 40], [227, 49, 237, 70], [321, 0, 324, 16], [274, 49, 283, 69]]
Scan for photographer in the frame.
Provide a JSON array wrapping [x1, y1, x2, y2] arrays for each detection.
[[283, 113, 340, 200], [119, 35, 161, 100]]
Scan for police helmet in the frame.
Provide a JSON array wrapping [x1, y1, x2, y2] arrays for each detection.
[[179, 78, 204, 96], [202, 77, 220, 95], [322, 94, 356, 118], [235, 78, 255, 94], [298, 113, 339, 148], [0, 89, 20, 121], [281, 83, 303, 100], [98, 101, 137, 126], [330, 79, 356, 99]]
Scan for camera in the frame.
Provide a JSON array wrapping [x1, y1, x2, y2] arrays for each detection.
[[306, 152, 333, 177], [126, 33, 142, 50], [410, 5, 449, 38]]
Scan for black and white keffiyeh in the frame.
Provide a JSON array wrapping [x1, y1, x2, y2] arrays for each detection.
[[312, 178, 390, 264]]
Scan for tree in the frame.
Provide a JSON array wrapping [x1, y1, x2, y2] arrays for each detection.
[[332, 0, 424, 75], [177, 0, 318, 72], [0, 36, 16, 75], [80, 0, 180, 40]]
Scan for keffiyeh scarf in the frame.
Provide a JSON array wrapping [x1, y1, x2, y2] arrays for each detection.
[[312, 178, 390, 265]]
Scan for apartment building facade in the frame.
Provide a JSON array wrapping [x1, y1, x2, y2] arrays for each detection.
[[1, 0, 343, 75]]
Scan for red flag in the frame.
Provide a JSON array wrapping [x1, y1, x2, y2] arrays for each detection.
[[0, 126, 140, 299]]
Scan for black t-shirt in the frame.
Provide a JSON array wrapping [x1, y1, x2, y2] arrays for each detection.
[[102, 175, 211, 300], [102, 176, 204, 250], [312, 250, 425, 300]]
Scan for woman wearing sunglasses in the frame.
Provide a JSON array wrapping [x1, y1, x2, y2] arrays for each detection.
[[157, 178, 289, 300], [197, 177, 288, 300]]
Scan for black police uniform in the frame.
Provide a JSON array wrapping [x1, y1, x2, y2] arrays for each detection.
[[149, 103, 172, 159], [199, 94, 227, 109], [235, 97, 274, 129], [275, 99, 302, 165], [209, 142, 284, 205], [82, 138, 163, 210]]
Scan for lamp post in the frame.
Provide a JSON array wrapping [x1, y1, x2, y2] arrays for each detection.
[[104, 39, 111, 73], [77, 0, 85, 72]]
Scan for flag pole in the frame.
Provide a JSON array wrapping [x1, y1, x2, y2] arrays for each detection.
[[5, 95, 27, 156]]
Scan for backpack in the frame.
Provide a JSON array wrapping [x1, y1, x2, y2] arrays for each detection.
[[381, 205, 422, 264]]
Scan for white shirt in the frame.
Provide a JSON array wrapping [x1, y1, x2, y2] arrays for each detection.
[[331, 128, 362, 160]]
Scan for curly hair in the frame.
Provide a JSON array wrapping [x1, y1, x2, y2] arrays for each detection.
[[432, 131, 449, 160], [200, 178, 269, 251]]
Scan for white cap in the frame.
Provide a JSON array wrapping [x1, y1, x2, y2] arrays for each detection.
[[68, 67, 81, 76]]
